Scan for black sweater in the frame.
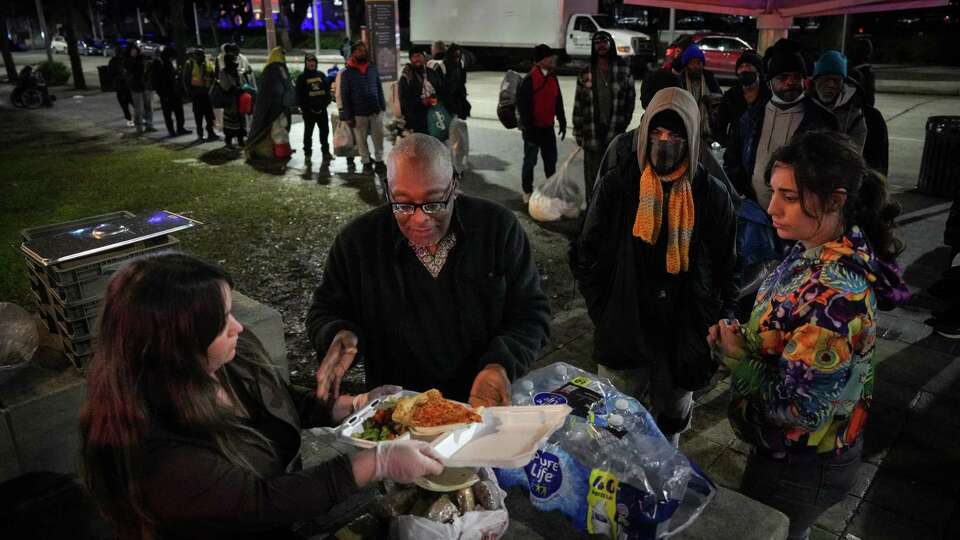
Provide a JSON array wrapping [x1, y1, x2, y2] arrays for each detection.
[[307, 195, 551, 401], [295, 69, 332, 116]]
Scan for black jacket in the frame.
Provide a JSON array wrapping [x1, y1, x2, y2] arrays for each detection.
[[141, 332, 357, 539], [108, 55, 128, 91], [571, 130, 737, 390], [398, 64, 444, 133], [295, 68, 332, 116], [151, 58, 179, 99], [722, 96, 839, 202], [307, 195, 551, 401], [715, 83, 770, 148], [436, 60, 470, 118], [124, 55, 146, 92]]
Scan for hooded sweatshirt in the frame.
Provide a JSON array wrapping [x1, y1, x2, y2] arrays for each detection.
[[821, 81, 867, 153], [724, 225, 909, 455]]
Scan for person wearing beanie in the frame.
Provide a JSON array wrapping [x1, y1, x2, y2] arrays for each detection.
[[573, 31, 636, 200], [296, 52, 334, 162], [339, 41, 387, 174], [722, 38, 837, 207], [399, 46, 444, 137], [812, 50, 868, 153], [715, 50, 770, 148], [572, 87, 737, 448], [677, 44, 721, 105], [517, 44, 566, 202]]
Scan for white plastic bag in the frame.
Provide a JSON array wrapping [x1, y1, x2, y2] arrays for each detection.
[[331, 112, 356, 156], [389, 468, 509, 540], [528, 148, 584, 222], [448, 117, 470, 173]]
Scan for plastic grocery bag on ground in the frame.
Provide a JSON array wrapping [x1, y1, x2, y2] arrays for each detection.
[[388, 468, 509, 540], [331, 113, 356, 156], [528, 148, 584, 222], [448, 117, 469, 173], [495, 362, 716, 539]]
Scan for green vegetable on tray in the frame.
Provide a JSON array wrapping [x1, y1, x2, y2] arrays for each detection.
[[351, 400, 409, 441]]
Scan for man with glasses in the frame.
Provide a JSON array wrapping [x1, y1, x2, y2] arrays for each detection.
[[307, 133, 550, 407], [571, 88, 737, 447], [723, 39, 838, 207]]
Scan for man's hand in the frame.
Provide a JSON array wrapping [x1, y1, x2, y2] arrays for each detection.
[[469, 363, 510, 408], [558, 124, 567, 141], [316, 329, 359, 402], [345, 118, 356, 128]]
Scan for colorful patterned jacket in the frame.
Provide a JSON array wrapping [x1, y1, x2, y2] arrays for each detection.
[[572, 59, 635, 152], [724, 226, 908, 454]]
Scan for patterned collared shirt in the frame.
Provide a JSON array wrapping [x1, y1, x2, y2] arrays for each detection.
[[409, 233, 457, 279]]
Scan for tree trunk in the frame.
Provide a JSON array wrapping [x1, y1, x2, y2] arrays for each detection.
[[1, 18, 17, 82], [277, 0, 293, 51], [64, 7, 86, 89], [168, 0, 191, 65], [202, 1, 219, 49], [151, 9, 169, 40]]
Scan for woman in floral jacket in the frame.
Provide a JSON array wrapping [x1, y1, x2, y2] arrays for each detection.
[[709, 131, 909, 540]]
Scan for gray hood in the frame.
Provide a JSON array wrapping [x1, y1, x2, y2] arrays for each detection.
[[636, 87, 701, 175]]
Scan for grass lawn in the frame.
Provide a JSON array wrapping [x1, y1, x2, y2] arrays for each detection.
[[0, 112, 371, 322]]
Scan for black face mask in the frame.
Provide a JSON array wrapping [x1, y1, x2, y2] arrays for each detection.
[[737, 71, 758, 86], [649, 138, 688, 175]]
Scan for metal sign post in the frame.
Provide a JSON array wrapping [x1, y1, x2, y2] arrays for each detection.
[[313, 0, 321, 55], [193, 2, 202, 45]]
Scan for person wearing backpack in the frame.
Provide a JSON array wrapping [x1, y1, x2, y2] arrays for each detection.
[[399, 47, 444, 137], [517, 44, 566, 203], [573, 31, 635, 202], [296, 53, 333, 163], [570, 87, 737, 447]]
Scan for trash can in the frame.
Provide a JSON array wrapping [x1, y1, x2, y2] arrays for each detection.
[[97, 65, 113, 92], [917, 116, 960, 198]]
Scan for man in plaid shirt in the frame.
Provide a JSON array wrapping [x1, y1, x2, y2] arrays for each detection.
[[573, 31, 636, 201]]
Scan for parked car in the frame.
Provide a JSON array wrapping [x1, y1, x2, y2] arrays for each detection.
[[135, 39, 161, 55], [50, 35, 68, 54], [663, 33, 753, 78]]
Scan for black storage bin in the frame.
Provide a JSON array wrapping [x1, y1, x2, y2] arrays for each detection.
[[97, 65, 113, 92], [918, 116, 960, 198]]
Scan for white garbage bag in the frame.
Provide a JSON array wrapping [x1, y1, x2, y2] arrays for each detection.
[[528, 147, 584, 222], [331, 112, 356, 156], [448, 117, 470, 173]]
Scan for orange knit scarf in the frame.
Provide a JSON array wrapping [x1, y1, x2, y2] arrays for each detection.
[[632, 161, 694, 274]]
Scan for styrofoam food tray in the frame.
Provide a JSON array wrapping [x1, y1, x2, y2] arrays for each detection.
[[430, 405, 572, 469], [335, 390, 418, 449]]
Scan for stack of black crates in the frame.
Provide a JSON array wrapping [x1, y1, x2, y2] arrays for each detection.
[[22, 212, 180, 370]]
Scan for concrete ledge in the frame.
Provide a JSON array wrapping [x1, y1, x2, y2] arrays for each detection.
[[232, 291, 289, 381], [678, 486, 789, 540]]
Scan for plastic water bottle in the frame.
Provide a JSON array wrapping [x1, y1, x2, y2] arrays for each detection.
[[512, 379, 536, 405], [614, 399, 637, 433], [548, 363, 571, 391]]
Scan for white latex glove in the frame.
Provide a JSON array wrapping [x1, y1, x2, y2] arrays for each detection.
[[352, 384, 403, 412], [375, 440, 445, 483]]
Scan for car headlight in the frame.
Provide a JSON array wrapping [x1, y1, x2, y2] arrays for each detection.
[[617, 46, 631, 54]]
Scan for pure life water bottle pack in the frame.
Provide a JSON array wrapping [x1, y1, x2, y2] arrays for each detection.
[[495, 362, 716, 539]]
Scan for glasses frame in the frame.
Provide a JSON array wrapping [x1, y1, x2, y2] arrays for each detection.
[[387, 176, 458, 216]]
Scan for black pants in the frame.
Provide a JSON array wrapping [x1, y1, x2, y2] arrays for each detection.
[[521, 126, 558, 194], [116, 88, 133, 121], [159, 94, 186, 135], [302, 112, 330, 156], [190, 91, 216, 136]]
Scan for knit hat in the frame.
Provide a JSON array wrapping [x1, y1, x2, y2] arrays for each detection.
[[679, 44, 705, 68], [534, 44, 554, 62], [763, 39, 807, 80], [640, 70, 682, 108], [735, 49, 763, 74], [814, 50, 848, 78], [649, 109, 687, 139]]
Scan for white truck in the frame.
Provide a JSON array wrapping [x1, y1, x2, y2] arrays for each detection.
[[409, 0, 656, 74]]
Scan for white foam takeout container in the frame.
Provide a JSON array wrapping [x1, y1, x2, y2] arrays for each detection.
[[429, 405, 572, 469], [335, 390, 418, 449]]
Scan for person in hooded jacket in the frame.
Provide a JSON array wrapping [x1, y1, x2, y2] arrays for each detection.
[[723, 39, 838, 208], [153, 46, 190, 138], [573, 31, 636, 201], [246, 47, 296, 161], [399, 47, 444, 136], [709, 130, 908, 540], [571, 87, 737, 446], [218, 52, 248, 148], [436, 44, 470, 121], [182, 48, 219, 141], [296, 53, 333, 162], [715, 50, 770, 149], [811, 51, 868, 153], [677, 44, 721, 105]]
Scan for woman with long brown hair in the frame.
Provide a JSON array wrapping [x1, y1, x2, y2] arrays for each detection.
[[80, 252, 442, 539]]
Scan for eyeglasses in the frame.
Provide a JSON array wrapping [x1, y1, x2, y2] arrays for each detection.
[[388, 179, 457, 216]]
